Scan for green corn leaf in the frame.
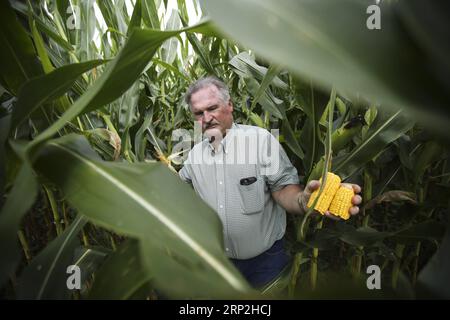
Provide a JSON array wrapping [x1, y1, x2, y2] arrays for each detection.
[[0, 115, 10, 194], [72, 245, 111, 295], [134, 109, 154, 161], [418, 221, 450, 299], [244, 77, 283, 119], [0, 0, 43, 95], [10, 1, 74, 53], [179, 15, 216, 76], [249, 64, 281, 111], [0, 156, 38, 287], [88, 239, 150, 299], [412, 141, 444, 189], [203, 0, 450, 138], [31, 134, 251, 298], [28, 9, 54, 74], [331, 121, 364, 154], [127, 0, 142, 36], [152, 57, 190, 81], [27, 21, 215, 150], [281, 115, 304, 160], [229, 52, 288, 90], [17, 215, 87, 299], [294, 79, 328, 176], [333, 108, 414, 179], [11, 59, 107, 130], [141, 0, 161, 30], [161, 9, 181, 64]]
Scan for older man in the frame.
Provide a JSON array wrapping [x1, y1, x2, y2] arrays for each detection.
[[179, 77, 362, 288]]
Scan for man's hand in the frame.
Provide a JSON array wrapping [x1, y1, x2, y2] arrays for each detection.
[[299, 180, 362, 220]]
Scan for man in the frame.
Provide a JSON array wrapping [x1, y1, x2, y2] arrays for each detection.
[[179, 77, 362, 288]]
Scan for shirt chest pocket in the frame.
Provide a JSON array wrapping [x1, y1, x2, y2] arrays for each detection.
[[237, 177, 265, 215]]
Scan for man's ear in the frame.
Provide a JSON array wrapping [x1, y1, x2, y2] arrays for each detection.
[[228, 100, 234, 112]]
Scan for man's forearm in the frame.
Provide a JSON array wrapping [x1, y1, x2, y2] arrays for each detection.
[[271, 184, 306, 215]]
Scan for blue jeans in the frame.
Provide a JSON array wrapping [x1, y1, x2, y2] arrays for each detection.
[[230, 238, 290, 288]]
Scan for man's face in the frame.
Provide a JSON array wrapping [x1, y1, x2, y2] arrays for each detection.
[[190, 85, 234, 139]]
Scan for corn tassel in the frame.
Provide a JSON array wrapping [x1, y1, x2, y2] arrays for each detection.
[[307, 172, 341, 214]]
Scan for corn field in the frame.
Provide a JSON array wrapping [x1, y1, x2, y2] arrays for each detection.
[[0, 0, 449, 300]]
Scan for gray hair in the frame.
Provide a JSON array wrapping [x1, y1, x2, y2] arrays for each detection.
[[184, 76, 231, 108]]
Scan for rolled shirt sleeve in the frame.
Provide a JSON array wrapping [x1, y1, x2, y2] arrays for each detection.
[[259, 129, 300, 192], [178, 159, 193, 185]]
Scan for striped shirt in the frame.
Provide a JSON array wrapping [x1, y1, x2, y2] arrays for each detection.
[[179, 123, 299, 259]]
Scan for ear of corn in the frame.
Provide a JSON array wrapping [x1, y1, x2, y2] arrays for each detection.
[[307, 172, 354, 219], [329, 185, 354, 220], [307, 172, 341, 214], [84, 128, 122, 161]]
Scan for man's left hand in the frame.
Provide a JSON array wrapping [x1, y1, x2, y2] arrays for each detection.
[[300, 180, 362, 220]]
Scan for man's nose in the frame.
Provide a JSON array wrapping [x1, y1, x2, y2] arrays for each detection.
[[203, 111, 213, 123]]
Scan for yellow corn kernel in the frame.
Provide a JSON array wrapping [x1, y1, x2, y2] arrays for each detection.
[[329, 185, 354, 220], [307, 172, 341, 214]]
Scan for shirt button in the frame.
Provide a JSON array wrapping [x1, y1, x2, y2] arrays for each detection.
[[225, 248, 229, 251], [219, 181, 223, 185], [219, 205, 223, 209]]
